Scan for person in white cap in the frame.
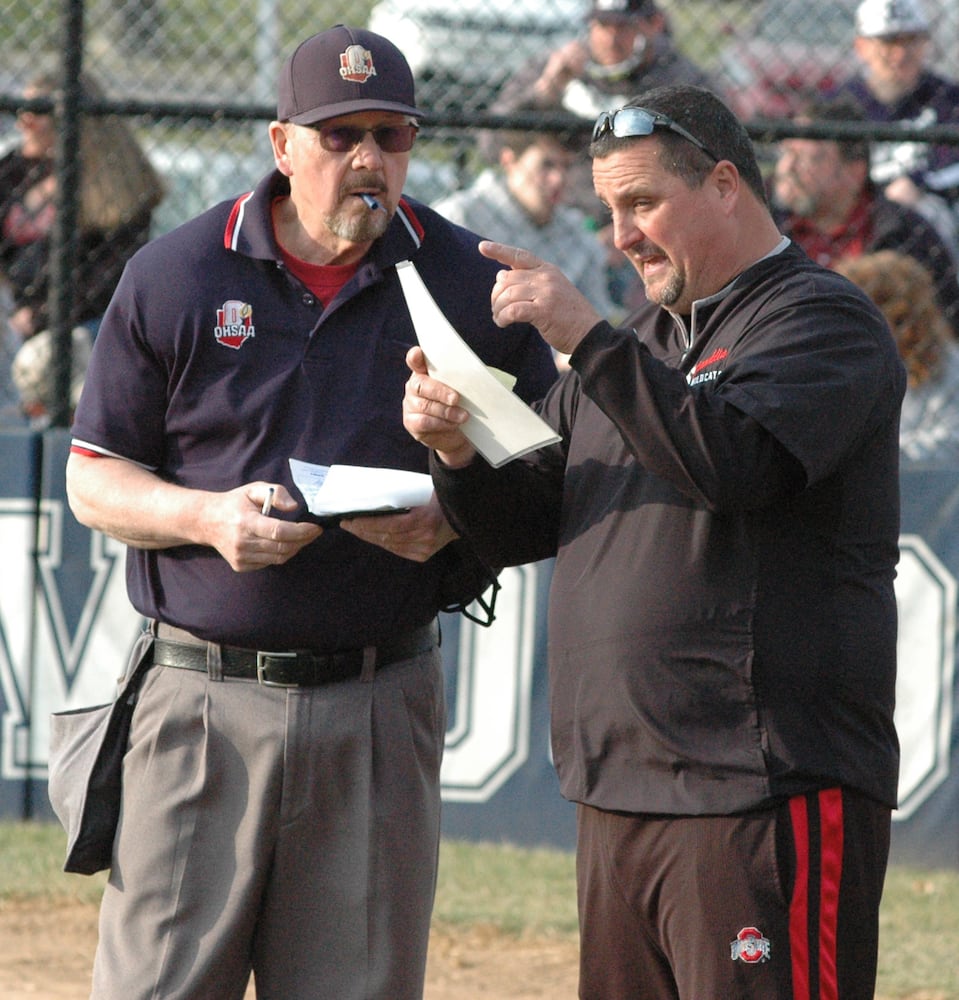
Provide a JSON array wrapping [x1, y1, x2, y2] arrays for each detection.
[[831, 0, 959, 253]]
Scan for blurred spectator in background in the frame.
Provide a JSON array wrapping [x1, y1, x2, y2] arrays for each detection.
[[830, 0, 959, 250], [433, 124, 617, 365], [837, 249, 959, 464], [488, 0, 721, 308], [11, 324, 91, 427], [495, 0, 717, 123], [0, 71, 164, 342], [0, 290, 24, 424], [772, 98, 959, 337]]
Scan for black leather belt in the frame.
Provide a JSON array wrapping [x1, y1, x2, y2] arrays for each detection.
[[152, 621, 438, 688]]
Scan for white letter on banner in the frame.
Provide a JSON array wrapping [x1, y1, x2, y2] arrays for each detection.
[[441, 564, 536, 802], [0, 502, 142, 779], [894, 535, 956, 820]]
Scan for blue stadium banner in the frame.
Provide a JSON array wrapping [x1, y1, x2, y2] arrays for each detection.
[[0, 433, 955, 866]]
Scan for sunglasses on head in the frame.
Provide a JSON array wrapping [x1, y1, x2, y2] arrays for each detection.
[[591, 107, 720, 163], [307, 122, 419, 154]]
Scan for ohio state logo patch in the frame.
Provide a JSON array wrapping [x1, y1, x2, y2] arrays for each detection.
[[339, 44, 376, 84], [215, 300, 255, 350], [730, 926, 771, 964]]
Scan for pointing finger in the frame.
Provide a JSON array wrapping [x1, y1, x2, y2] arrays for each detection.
[[479, 240, 545, 271]]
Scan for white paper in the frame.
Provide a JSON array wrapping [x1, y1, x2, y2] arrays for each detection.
[[289, 459, 433, 517], [396, 260, 561, 468]]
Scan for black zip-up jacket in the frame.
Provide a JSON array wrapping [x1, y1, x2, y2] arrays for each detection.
[[433, 241, 906, 814]]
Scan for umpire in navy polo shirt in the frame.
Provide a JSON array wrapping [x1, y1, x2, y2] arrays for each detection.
[[65, 24, 556, 1000]]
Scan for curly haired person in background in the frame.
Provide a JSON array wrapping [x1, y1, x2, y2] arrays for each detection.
[[837, 249, 959, 465]]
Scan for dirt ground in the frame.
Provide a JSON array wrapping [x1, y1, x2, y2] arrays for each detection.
[[7, 899, 948, 999], [2, 898, 580, 999]]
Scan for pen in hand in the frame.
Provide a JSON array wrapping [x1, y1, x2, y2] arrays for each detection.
[[261, 487, 275, 517]]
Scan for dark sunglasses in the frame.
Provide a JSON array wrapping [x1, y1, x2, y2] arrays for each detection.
[[308, 122, 419, 154], [591, 107, 720, 163]]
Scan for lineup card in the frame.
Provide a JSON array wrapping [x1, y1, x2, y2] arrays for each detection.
[[289, 459, 433, 519], [396, 260, 560, 468]]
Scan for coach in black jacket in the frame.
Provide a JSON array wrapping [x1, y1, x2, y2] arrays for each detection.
[[405, 84, 904, 1000]]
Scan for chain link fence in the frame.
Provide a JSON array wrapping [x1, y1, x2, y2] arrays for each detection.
[[3, 0, 959, 426]]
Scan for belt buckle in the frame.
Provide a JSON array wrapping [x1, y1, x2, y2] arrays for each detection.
[[256, 650, 300, 688]]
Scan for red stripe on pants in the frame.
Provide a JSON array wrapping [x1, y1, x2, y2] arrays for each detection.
[[818, 788, 844, 1000], [789, 789, 844, 1000], [789, 795, 811, 1000]]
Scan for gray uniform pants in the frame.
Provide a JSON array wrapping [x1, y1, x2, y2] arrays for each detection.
[[91, 641, 445, 1000]]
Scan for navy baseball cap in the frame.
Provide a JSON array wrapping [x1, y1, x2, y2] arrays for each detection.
[[277, 25, 425, 125]]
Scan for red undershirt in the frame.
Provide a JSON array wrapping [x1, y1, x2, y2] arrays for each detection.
[[272, 197, 360, 304]]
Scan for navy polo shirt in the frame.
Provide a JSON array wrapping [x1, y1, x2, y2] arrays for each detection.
[[71, 170, 557, 648]]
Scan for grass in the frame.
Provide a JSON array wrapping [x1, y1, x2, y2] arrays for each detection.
[[877, 867, 959, 998], [434, 839, 579, 937], [0, 821, 108, 905], [2, 822, 957, 997]]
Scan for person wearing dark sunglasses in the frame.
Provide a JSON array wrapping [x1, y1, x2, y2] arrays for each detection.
[[404, 83, 903, 999], [64, 24, 556, 1000]]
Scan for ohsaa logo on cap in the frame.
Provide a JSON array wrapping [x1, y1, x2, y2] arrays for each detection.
[[730, 926, 771, 964], [215, 300, 255, 350], [340, 44, 377, 85]]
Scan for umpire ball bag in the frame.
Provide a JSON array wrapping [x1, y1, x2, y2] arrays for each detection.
[[47, 630, 155, 875]]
